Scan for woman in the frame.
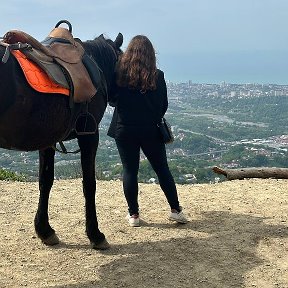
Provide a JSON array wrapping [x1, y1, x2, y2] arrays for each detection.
[[108, 35, 188, 227]]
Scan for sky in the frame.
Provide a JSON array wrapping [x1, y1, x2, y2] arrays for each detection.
[[1, 0, 288, 84]]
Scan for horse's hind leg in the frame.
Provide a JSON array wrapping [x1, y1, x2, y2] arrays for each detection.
[[78, 133, 110, 250], [34, 147, 59, 245]]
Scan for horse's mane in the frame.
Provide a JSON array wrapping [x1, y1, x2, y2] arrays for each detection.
[[82, 36, 117, 87]]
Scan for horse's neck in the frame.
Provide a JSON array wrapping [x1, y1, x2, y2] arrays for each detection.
[[83, 40, 116, 86]]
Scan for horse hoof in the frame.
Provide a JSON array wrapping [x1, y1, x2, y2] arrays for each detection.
[[42, 233, 60, 246], [91, 238, 110, 250]]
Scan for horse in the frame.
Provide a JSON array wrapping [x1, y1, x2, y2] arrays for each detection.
[[0, 22, 123, 250]]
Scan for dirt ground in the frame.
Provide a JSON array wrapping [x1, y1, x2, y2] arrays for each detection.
[[0, 178, 287, 288]]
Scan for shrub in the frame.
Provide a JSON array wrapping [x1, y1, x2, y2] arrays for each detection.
[[0, 168, 26, 181]]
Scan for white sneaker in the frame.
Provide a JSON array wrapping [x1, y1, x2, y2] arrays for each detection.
[[169, 210, 188, 224], [126, 214, 140, 227]]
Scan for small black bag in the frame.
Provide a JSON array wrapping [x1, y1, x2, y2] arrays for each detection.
[[143, 92, 174, 144], [157, 117, 174, 144]]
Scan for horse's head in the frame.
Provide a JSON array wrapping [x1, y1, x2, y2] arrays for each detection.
[[83, 33, 123, 84], [99, 33, 123, 59]]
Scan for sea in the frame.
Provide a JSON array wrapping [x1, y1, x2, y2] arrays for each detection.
[[160, 50, 288, 85]]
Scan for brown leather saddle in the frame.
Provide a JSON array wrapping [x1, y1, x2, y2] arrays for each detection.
[[1, 20, 98, 103]]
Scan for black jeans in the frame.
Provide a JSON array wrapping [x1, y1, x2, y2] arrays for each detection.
[[115, 135, 180, 215]]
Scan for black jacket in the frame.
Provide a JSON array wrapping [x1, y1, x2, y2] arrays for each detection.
[[107, 69, 168, 139]]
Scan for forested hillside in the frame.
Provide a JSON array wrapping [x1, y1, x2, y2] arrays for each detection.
[[1, 82, 288, 183]]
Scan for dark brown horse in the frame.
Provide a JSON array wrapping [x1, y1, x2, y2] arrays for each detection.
[[0, 25, 123, 249]]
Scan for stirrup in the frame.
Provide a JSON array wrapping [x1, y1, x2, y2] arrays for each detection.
[[74, 112, 97, 135]]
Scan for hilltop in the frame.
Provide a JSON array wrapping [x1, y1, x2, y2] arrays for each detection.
[[0, 178, 287, 287]]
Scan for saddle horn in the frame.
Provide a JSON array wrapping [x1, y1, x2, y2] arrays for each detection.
[[55, 20, 72, 33]]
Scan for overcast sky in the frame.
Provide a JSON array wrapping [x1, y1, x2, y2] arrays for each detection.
[[1, 0, 288, 84]]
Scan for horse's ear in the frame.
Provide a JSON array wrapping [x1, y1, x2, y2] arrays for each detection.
[[99, 34, 105, 40], [114, 33, 123, 49]]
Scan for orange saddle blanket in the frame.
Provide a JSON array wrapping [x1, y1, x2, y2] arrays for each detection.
[[12, 50, 70, 96]]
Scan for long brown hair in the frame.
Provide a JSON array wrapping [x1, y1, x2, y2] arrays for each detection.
[[116, 35, 157, 91]]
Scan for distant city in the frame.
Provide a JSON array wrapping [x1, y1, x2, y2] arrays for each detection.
[[167, 81, 288, 98], [1, 80, 288, 183], [166, 80, 288, 151], [102, 80, 288, 183]]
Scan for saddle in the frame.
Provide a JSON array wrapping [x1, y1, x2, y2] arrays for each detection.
[[2, 21, 97, 103]]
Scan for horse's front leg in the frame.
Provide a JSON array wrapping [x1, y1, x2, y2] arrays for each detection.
[[34, 147, 59, 245], [78, 133, 109, 250]]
